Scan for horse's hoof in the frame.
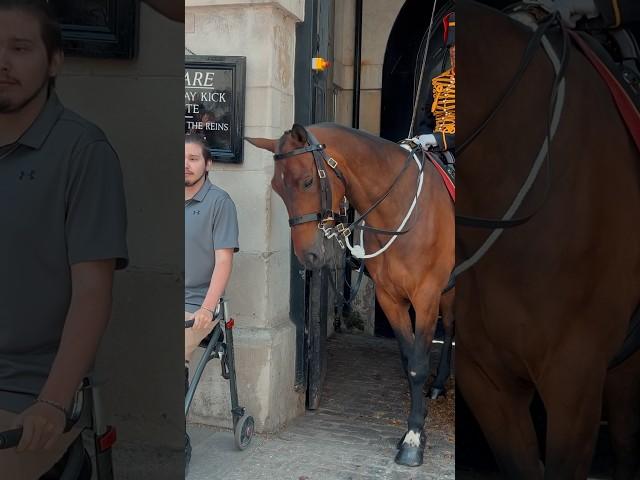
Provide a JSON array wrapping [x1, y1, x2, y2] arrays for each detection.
[[394, 445, 424, 467], [429, 387, 446, 400]]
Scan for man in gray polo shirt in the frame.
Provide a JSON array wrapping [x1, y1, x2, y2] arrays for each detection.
[[184, 133, 239, 470], [0, 1, 127, 477]]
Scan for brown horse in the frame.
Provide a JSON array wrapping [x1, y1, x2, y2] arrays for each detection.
[[457, 1, 640, 478], [247, 123, 454, 466]]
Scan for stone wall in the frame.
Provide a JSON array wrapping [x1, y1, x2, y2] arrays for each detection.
[[56, 4, 185, 450], [185, 0, 306, 432]]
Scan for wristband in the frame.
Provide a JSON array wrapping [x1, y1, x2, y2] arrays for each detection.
[[36, 398, 68, 418], [201, 306, 216, 315]]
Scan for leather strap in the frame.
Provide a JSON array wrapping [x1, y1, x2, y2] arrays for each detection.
[[289, 213, 322, 227], [275, 127, 348, 227], [273, 144, 326, 160]]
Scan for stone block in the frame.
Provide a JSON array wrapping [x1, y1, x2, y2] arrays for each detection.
[[186, 0, 304, 21], [187, 321, 304, 432]]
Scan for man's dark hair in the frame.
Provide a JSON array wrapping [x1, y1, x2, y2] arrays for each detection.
[[185, 134, 213, 162], [0, 0, 63, 89], [185, 134, 213, 178]]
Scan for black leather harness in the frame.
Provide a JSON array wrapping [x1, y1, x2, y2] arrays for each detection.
[[273, 127, 425, 248], [273, 130, 349, 232]]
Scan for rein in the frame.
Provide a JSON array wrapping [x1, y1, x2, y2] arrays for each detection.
[[449, 6, 569, 289]]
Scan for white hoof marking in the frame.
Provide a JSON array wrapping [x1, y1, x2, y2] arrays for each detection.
[[402, 430, 421, 447]]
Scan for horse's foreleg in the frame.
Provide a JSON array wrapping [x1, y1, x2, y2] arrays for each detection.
[[430, 288, 455, 399], [457, 344, 543, 479], [539, 349, 607, 480], [604, 349, 640, 480], [374, 288, 426, 466], [397, 287, 440, 467], [375, 289, 413, 375]]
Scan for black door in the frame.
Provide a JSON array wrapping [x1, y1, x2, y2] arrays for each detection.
[[291, 0, 335, 409]]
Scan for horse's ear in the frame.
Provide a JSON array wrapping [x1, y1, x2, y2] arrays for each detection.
[[291, 124, 308, 144], [245, 137, 277, 153]]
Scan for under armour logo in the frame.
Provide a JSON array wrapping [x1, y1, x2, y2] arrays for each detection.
[[192, 210, 200, 215], [18, 170, 36, 180]]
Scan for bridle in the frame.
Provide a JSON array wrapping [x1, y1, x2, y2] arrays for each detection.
[[273, 126, 426, 256], [273, 127, 352, 248]]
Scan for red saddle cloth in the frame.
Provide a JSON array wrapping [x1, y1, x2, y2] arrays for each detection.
[[568, 30, 640, 152], [428, 153, 456, 202]]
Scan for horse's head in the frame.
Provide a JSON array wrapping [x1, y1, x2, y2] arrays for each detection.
[[246, 124, 345, 270]]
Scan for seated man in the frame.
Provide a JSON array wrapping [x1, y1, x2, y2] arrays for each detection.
[[413, 12, 455, 177], [184, 133, 239, 475]]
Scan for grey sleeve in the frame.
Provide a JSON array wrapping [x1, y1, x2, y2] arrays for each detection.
[[65, 140, 129, 269], [212, 196, 239, 252]]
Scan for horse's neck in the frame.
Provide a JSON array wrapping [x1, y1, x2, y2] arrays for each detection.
[[341, 142, 420, 228]]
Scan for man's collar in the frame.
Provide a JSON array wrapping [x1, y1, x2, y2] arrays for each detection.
[[17, 93, 65, 149], [189, 178, 212, 202]]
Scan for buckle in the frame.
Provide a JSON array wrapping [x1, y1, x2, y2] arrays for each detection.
[[318, 169, 327, 179], [335, 223, 351, 237], [327, 157, 338, 169]]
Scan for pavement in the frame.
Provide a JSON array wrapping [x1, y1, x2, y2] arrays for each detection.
[[187, 333, 455, 480]]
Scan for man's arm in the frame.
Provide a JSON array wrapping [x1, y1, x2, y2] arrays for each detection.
[[14, 260, 116, 451], [193, 249, 234, 329], [39, 260, 116, 409]]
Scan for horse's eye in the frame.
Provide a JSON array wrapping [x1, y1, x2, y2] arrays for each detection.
[[303, 178, 313, 189]]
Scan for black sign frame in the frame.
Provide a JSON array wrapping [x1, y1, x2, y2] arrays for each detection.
[[185, 56, 246, 164], [50, 0, 138, 59]]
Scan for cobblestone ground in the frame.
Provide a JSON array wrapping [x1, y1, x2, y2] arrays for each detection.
[[188, 333, 455, 480]]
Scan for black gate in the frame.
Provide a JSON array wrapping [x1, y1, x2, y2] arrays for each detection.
[[290, 0, 335, 409]]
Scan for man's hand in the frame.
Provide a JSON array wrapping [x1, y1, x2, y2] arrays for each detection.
[[193, 308, 214, 330], [413, 134, 438, 150], [12, 402, 66, 452]]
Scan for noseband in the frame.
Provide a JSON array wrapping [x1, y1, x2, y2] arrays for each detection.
[[273, 128, 352, 247]]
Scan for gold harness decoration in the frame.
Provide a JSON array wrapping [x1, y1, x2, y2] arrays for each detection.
[[431, 67, 456, 150]]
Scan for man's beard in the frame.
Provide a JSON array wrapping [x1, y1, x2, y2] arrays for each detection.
[[0, 76, 49, 114], [184, 172, 206, 187]]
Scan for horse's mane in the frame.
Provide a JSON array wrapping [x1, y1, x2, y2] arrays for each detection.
[[311, 122, 402, 149]]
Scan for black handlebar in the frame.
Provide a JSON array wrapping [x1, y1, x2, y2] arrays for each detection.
[[0, 428, 22, 449], [185, 307, 222, 328], [184, 319, 220, 328]]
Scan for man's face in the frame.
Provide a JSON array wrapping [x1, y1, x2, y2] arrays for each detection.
[[184, 142, 209, 187], [0, 9, 62, 113]]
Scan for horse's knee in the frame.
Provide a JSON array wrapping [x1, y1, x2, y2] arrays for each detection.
[[407, 356, 429, 384]]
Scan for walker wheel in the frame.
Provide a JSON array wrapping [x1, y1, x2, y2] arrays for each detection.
[[234, 414, 254, 450]]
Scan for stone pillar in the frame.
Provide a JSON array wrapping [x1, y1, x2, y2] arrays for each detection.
[[185, 0, 306, 432]]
